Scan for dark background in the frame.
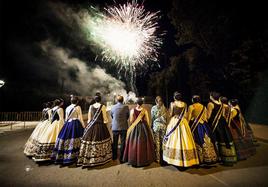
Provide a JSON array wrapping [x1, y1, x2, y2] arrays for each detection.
[[0, 0, 267, 124]]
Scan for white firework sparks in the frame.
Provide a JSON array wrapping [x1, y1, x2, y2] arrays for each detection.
[[85, 1, 163, 71]]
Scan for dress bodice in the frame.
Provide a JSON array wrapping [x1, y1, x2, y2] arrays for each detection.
[[188, 103, 207, 123], [90, 105, 104, 123], [171, 101, 186, 117], [51, 111, 59, 122], [222, 104, 230, 120], [208, 101, 222, 123], [66, 106, 79, 119], [42, 108, 50, 120], [134, 109, 146, 123]]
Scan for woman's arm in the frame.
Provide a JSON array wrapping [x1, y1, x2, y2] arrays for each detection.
[[129, 109, 135, 124], [203, 107, 208, 122], [101, 105, 109, 124], [144, 109, 151, 126], [87, 105, 92, 123], [230, 108, 238, 119], [169, 102, 173, 117], [65, 108, 68, 122], [77, 106, 85, 128], [207, 102, 214, 120], [151, 106, 155, 125], [58, 108, 64, 122], [187, 105, 193, 122]]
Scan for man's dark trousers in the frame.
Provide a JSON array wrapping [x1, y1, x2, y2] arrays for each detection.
[[112, 130, 127, 162]]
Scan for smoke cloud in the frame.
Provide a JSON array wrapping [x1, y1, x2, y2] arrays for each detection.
[[2, 0, 133, 111], [40, 39, 127, 97]]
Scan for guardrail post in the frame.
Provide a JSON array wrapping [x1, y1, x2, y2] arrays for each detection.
[[0, 111, 42, 130]]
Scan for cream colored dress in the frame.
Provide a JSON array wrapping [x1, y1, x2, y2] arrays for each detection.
[[24, 108, 52, 156], [163, 101, 199, 167], [33, 106, 64, 161]]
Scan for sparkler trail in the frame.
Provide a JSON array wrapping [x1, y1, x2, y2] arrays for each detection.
[[83, 1, 163, 93]]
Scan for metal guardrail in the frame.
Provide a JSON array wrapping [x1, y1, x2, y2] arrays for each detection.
[[0, 112, 42, 121], [0, 112, 42, 130]]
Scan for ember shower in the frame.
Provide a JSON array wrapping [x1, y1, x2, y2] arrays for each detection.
[[82, 1, 163, 93]]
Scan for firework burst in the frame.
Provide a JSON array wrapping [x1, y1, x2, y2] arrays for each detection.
[[84, 1, 163, 91]]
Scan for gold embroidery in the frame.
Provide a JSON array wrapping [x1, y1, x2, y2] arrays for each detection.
[[57, 138, 81, 150], [163, 146, 199, 161], [196, 134, 217, 163], [78, 138, 112, 166], [53, 152, 79, 161], [218, 143, 237, 157], [216, 142, 237, 163], [33, 143, 55, 160], [24, 138, 39, 156], [52, 138, 82, 162]]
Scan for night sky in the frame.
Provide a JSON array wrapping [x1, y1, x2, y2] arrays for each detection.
[[1, 0, 268, 123]]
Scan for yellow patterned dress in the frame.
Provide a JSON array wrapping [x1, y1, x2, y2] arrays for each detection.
[[163, 101, 199, 167]]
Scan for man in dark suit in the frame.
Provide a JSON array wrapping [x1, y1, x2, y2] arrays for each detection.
[[111, 95, 130, 162]]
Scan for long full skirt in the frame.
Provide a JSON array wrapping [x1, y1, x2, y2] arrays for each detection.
[[51, 119, 84, 164], [229, 119, 256, 160], [190, 122, 218, 164], [213, 118, 237, 165], [77, 122, 112, 167], [33, 120, 64, 161], [163, 117, 199, 167], [24, 119, 51, 156], [123, 122, 155, 167]]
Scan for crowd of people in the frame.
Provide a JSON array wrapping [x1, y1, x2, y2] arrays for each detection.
[[24, 91, 257, 169]]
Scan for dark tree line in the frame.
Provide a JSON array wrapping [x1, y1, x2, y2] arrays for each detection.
[[147, 0, 268, 123]]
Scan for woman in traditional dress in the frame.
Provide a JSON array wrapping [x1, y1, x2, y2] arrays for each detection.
[[228, 99, 256, 160], [51, 96, 85, 165], [212, 97, 237, 165], [163, 92, 199, 167], [24, 102, 52, 156], [77, 95, 112, 167], [33, 99, 65, 161], [123, 98, 155, 167], [187, 95, 217, 165], [151, 96, 168, 165], [207, 92, 222, 131]]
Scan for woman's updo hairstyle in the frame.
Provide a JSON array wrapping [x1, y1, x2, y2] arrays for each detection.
[[94, 95, 101, 103], [192, 95, 201, 103], [173, 92, 182, 101], [136, 98, 143, 106]]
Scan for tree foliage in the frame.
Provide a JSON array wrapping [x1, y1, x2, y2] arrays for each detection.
[[147, 0, 268, 120]]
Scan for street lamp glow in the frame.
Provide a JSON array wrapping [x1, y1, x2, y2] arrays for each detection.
[[0, 80, 5, 88]]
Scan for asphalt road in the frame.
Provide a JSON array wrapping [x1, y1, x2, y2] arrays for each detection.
[[0, 129, 268, 187]]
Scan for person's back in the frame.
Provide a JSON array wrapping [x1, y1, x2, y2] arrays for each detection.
[[110, 95, 130, 162], [111, 102, 129, 131], [188, 103, 207, 124]]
